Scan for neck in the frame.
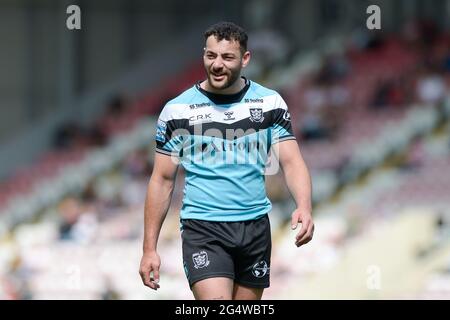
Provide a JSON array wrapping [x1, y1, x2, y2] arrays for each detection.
[[201, 77, 245, 95]]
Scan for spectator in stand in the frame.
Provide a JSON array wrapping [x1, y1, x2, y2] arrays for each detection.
[[401, 138, 425, 171], [300, 83, 330, 141], [58, 197, 82, 240], [323, 82, 350, 140], [371, 75, 412, 110], [2, 255, 33, 300], [53, 120, 107, 151], [95, 94, 130, 137], [444, 47, 450, 73], [371, 79, 391, 109], [53, 121, 84, 150], [416, 69, 446, 104], [120, 149, 150, 207], [317, 54, 351, 85], [101, 275, 121, 300]]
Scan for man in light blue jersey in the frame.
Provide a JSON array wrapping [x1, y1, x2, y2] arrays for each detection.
[[139, 22, 314, 300]]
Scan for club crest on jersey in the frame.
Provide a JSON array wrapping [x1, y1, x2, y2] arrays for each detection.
[[192, 250, 210, 269], [283, 110, 291, 121], [252, 260, 270, 278], [249, 108, 264, 123]]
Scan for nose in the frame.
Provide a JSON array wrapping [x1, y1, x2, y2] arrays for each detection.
[[212, 57, 224, 70]]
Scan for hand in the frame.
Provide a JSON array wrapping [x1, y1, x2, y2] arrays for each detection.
[[291, 208, 314, 247], [139, 251, 161, 290]]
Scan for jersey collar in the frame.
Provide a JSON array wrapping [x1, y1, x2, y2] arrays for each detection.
[[196, 77, 250, 105]]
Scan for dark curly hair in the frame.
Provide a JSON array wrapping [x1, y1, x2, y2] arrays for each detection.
[[204, 21, 248, 53]]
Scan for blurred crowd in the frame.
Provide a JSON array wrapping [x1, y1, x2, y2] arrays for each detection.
[[286, 19, 450, 144]]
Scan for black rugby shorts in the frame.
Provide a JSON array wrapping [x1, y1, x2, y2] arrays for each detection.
[[180, 214, 271, 289]]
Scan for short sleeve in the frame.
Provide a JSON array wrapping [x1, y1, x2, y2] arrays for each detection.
[[271, 95, 296, 145], [155, 104, 187, 157]]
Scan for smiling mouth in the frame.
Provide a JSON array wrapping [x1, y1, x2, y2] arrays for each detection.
[[211, 72, 226, 80]]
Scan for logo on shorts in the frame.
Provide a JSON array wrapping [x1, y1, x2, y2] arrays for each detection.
[[249, 108, 264, 123], [252, 260, 269, 278], [192, 250, 210, 269]]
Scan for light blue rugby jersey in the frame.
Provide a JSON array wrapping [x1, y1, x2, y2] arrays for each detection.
[[155, 77, 296, 222]]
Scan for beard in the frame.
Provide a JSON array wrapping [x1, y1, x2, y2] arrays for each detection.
[[206, 67, 241, 91]]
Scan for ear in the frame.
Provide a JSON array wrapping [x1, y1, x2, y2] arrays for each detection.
[[241, 51, 251, 68]]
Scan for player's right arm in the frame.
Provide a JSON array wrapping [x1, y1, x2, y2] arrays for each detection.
[[139, 152, 179, 290]]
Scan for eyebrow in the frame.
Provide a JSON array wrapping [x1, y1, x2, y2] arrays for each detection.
[[204, 50, 236, 57]]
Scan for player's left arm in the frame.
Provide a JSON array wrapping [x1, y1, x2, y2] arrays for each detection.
[[276, 140, 314, 247]]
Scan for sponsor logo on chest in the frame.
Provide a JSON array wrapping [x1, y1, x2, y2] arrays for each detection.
[[189, 113, 212, 125]]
